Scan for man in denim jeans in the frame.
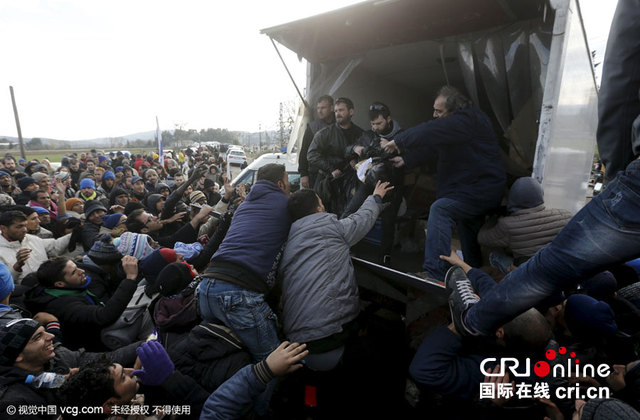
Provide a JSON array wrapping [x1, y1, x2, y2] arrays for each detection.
[[197, 164, 291, 414], [197, 163, 291, 360], [451, 0, 640, 337], [382, 86, 506, 281]]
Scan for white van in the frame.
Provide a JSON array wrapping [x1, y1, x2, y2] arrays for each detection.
[[225, 153, 299, 193]]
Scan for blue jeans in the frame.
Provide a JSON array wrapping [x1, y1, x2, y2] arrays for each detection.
[[197, 278, 280, 415], [466, 158, 640, 335], [489, 252, 514, 275], [197, 278, 280, 362], [423, 198, 487, 280]]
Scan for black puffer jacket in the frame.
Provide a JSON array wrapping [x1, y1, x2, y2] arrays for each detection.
[[164, 321, 252, 393], [307, 123, 364, 176]]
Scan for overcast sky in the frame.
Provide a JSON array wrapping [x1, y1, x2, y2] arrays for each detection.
[[0, 0, 617, 141]]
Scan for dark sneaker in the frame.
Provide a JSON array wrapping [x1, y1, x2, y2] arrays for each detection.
[[445, 266, 479, 336]]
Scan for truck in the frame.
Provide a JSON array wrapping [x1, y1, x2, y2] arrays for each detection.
[[259, 0, 600, 414], [261, 0, 598, 314]]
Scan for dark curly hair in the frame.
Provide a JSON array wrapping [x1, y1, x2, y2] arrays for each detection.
[[58, 355, 117, 419]]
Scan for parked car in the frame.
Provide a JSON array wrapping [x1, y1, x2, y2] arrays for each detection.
[[226, 149, 248, 166]]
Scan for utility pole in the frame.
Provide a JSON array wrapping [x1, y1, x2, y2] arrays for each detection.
[[9, 86, 26, 160], [279, 102, 285, 150]]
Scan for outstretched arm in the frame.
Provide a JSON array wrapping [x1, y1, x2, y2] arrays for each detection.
[[200, 342, 308, 419]]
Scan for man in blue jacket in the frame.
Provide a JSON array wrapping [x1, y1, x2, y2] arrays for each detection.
[[197, 164, 291, 414], [383, 86, 505, 281], [198, 163, 290, 354]]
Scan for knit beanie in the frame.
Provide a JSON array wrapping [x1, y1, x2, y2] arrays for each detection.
[[157, 262, 196, 297], [103, 171, 115, 180], [114, 232, 155, 260], [102, 213, 125, 229], [54, 171, 70, 182], [141, 248, 178, 277], [80, 178, 95, 190], [34, 163, 48, 173], [581, 271, 617, 301], [507, 177, 544, 213], [31, 172, 48, 183], [0, 318, 41, 365], [0, 263, 15, 301], [141, 248, 179, 295], [84, 200, 107, 218], [189, 190, 206, 205], [581, 398, 640, 419], [0, 194, 15, 207], [131, 176, 143, 185], [0, 171, 10, 179], [565, 294, 618, 338], [17, 177, 37, 190], [110, 187, 129, 200], [65, 198, 84, 211], [203, 178, 215, 189], [88, 234, 123, 265], [98, 156, 107, 164], [32, 206, 50, 215]]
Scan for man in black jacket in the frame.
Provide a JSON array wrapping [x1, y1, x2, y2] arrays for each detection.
[[25, 256, 141, 351], [342, 102, 405, 265], [299, 95, 335, 189], [383, 87, 506, 280], [307, 97, 364, 215]]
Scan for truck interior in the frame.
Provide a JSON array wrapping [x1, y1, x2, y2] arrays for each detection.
[[260, 1, 599, 415], [263, 0, 557, 181]]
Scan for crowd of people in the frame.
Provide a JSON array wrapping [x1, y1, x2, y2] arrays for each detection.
[[0, 140, 407, 419], [1, 1, 640, 418]]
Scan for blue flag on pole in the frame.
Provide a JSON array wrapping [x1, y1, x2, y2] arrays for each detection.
[[156, 116, 163, 166]]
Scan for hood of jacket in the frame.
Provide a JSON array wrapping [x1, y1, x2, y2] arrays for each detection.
[[245, 180, 285, 202], [109, 187, 129, 206], [146, 194, 165, 215], [507, 177, 544, 213], [380, 119, 403, 139]]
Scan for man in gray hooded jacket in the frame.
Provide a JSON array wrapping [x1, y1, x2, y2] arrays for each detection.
[[278, 181, 392, 371], [477, 177, 572, 273]]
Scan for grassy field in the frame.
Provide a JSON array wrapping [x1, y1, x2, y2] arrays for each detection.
[[14, 148, 155, 163]]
